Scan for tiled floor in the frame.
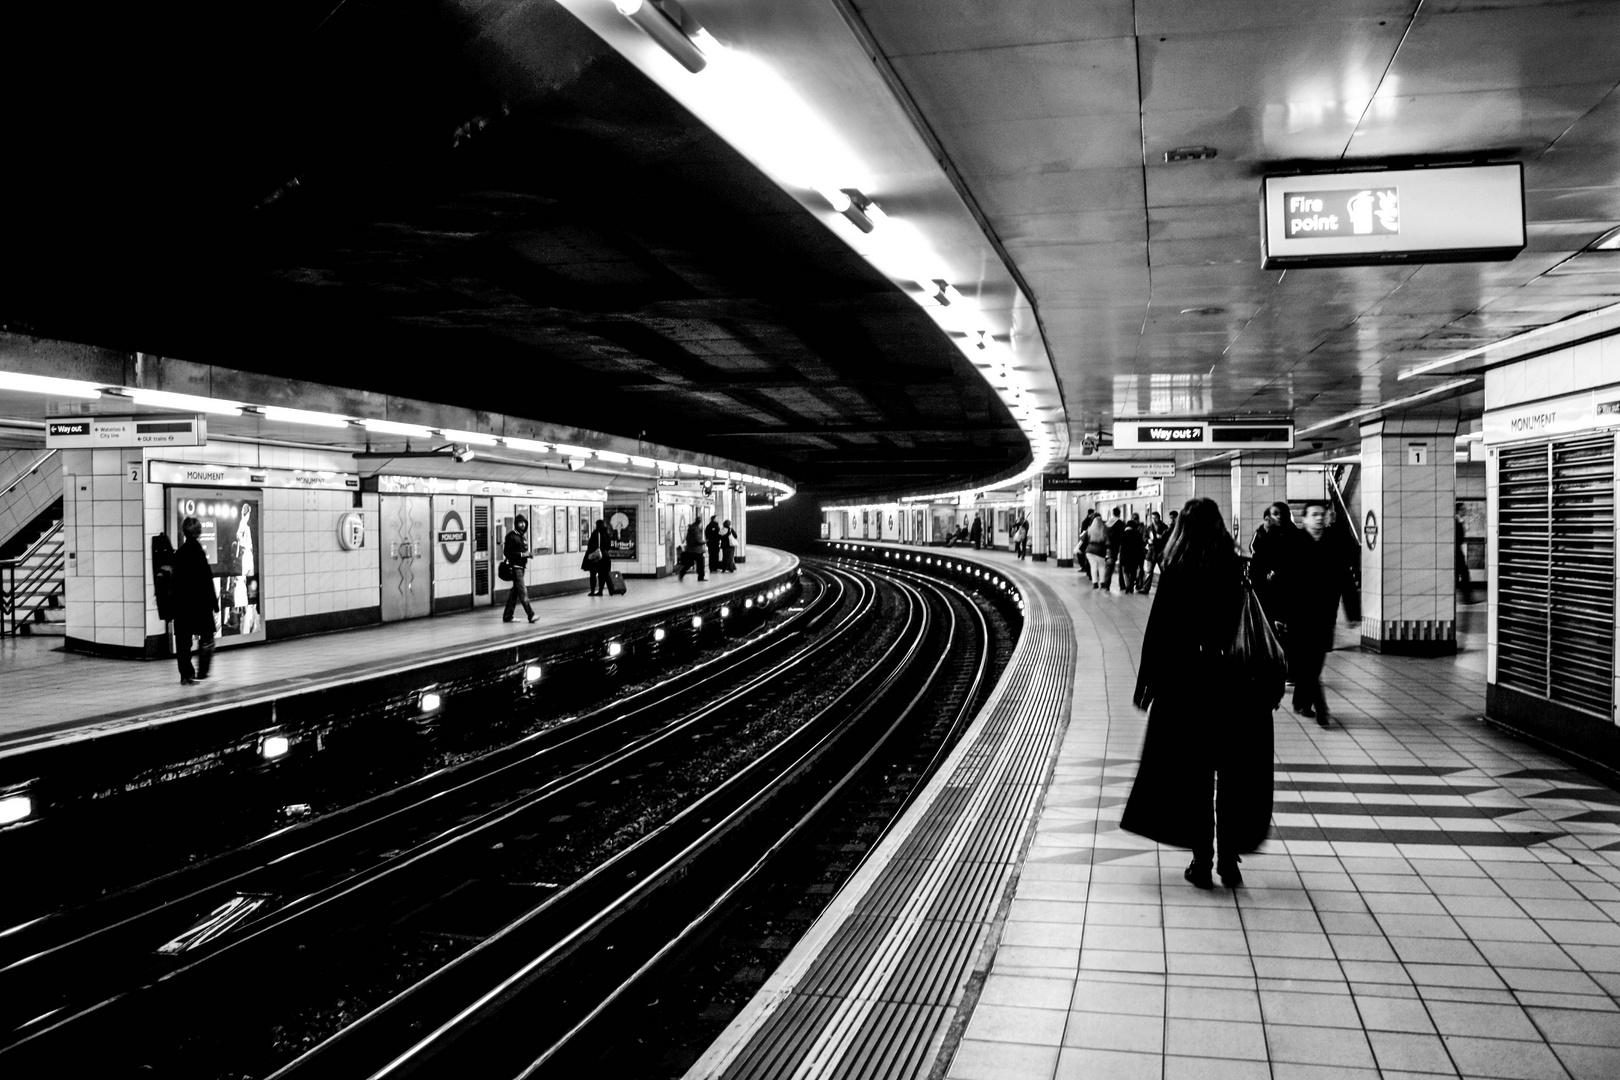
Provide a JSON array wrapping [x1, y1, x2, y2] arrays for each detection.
[[0, 548, 788, 747], [947, 556, 1620, 1080]]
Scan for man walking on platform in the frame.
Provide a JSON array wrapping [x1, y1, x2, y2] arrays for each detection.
[[172, 516, 219, 685], [1286, 500, 1353, 727], [1249, 500, 1298, 620], [680, 518, 707, 581], [1104, 507, 1126, 592]]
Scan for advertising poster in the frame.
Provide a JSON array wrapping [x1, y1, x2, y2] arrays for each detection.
[[171, 487, 264, 644], [605, 504, 637, 561], [578, 505, 593, 550], [529, 503, 555, 554], [565, 505, 578, 553]]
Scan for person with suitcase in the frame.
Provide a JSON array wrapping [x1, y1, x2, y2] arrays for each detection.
[[719, 519, 737, 572], [583, 517, 613, 596]]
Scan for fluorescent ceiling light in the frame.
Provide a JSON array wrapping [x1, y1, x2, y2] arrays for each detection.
[[1589, 226, 1620, 251], [698, 466, 716, 476], [362, 418, 433, 438], [656, 460, 679, 472], [596, 450, 631, 464], [1296, 378, 1478, 436], [131, 389, 243, 416], [503, 437, 551, 453], [439, 428, 497, 446], [0, 371, 104, 399], [630, 455, 656, 468], [262, 406, 351, 429], [678, 462, 699, 474], [553, 443, 593, 458], [613, 0, 709, 73]]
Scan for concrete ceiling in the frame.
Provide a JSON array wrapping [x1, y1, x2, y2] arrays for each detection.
[[2, 0, 1619, 495]]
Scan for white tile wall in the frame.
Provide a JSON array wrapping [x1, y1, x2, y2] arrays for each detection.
[[1358, 423, 1456, 645]]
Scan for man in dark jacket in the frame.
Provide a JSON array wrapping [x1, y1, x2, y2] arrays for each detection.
[[1121, 513, 1147, 592], [680, 518, 706, 581], [1286, 500, 1351, 727], [172, 516, 220, 685], [705, 516, 721, 575], [502, 515, 536, 623], [969, 514, 983, 550], [1104, 508, 1126, 592]]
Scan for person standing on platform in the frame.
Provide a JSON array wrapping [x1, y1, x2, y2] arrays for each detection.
[[705, 516, 721, 576], [583, 517, 612, 595], [969, 514, 983, 550], [680, 518, 707, 582], [1104, 507, 1126, 592], [1083, 511, 1108, 587], [502, 515, 536, 623], [1455, 503, 1471, 601], [1286, 500, 1352, 726], [719, 519, 737, 572], [1121, 497, 1274, 889], [172, 516, 219, 685]]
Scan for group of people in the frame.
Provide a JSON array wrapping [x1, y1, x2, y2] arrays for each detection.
[[940, 512, 1033, 556], [499, 514, 620, 624], [677, 515, 737, 581], [1122, 496, 1357, 892], [1077, 506, 1171, 594]]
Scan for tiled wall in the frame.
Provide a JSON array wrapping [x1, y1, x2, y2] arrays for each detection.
[[258, 488, 381, 624], [1359, 417, 1457, 654], [1483, 332, 1620, 410], [62, 448, 147, 652], [0, 448, 62, 549], [1232, 452, 1288, 547]]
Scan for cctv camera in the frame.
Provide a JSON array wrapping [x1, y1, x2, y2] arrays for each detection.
[[452, 445, 476, 463]]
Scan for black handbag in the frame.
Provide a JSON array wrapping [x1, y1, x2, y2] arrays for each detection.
[[1232, 575, 1288, 711], [497, 560, 513, 582]]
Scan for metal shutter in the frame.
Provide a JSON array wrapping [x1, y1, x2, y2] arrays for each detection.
[[1494, 434, 1615, 718]]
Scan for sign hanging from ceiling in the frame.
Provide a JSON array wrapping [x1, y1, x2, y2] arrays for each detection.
[[1043, 474, 1139, 491], [1260, 163, 1524, 269], [1067, 460, 1176, 479], [1112, 420, 1295, 451], [47, 415, 207, 449]]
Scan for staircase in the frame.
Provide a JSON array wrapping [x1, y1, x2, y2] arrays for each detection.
[[2, 520, 66, 636]]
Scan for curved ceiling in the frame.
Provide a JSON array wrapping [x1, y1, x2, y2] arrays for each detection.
[[0, 0, 1027, 500]]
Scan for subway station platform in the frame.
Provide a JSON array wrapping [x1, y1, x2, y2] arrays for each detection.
[[0, 548, 790, 754], [694, 544, 1620, 1080]]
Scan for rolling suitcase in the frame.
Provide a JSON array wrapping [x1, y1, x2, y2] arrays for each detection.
[[607, 570, 627, 595]]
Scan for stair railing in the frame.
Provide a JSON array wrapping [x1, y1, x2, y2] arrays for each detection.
[[1327, 464, 1361, 547], [0, 448, 58, 507], [1, 520, 66, 635]]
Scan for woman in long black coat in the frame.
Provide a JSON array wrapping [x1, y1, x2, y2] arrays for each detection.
[[582, 518, 612, 595], [1121, 497, 1274, 889]]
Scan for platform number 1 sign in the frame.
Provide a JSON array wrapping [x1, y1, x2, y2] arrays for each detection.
[[1408, 442, 1427, 465]]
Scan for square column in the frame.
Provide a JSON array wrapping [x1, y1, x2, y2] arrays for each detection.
[[1231, 452, 1289, 550], [1191, 464, 1228, 518], [1360, 416, 1458, 655], [1160, 470, 1194, 515]]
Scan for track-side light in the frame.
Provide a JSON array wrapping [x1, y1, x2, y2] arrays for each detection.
[[261, 735, 291, 760], [525, 664, 543, 683], [745, 598, 754, 609], [653, 627, 666, 642], [0, 794, 35, 826], [420, 692, 443, 712], [607, 641, 623, 658], [720, 605, 731, 619], [692, 615, 703, 629]]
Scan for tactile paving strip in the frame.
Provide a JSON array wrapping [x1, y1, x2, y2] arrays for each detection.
[[690, 561, 1076, 1080]]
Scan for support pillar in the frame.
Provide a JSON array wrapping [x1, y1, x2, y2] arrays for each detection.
[[1231, 452, 1289, 552], [1031, 475, 1050, 561], [1192, 464, 1228, 517], [1359, 416, 1458, 655], [1053, 488, 1076, 567], [1161, 470, 1194, 515]]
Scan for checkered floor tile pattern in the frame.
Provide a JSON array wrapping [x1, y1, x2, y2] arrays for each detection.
[[947, 562, 1620, 1080]]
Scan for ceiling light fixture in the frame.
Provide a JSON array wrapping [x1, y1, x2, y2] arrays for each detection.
[[836, 188, 885, 234], [565, 457, 586, 471], [261, 406, 351, 428], [0, 371, 104, 399], [553, 443, 593, 458], [439, 428, 497, 446], [130, 389, 244, 416], [1591, 226, 1620, 251], [502, 437, 551, 453], [612, 0, 711, 74], [362, 418, 433, 438]]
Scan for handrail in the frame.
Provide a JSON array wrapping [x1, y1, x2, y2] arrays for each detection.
[[1, 519, 65, 634], [0, 447, 58, 506], [1327, 464, 1361, 547]]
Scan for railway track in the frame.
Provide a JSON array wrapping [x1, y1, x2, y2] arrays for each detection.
[[1, 557, 1017, 1079]]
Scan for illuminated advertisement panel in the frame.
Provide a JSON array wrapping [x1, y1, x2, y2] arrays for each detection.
[[1261, 163, 1524, 269]]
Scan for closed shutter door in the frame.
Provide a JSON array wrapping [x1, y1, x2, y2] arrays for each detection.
[[1549, 435, 1615, 716], [1494, 434, 1615, 718]]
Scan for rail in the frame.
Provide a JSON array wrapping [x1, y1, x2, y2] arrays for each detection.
[[0, 448, 56, 507], [0, 520, 65, 635]]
